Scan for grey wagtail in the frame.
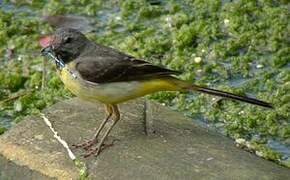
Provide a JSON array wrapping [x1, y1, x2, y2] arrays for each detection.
[[41, 28, 273, 157]]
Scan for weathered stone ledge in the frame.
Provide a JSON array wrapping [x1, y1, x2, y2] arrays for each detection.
[[0, 98, 289, 179]]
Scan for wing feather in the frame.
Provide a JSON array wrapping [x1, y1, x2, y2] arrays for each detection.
[[75, 56, 180, 83]]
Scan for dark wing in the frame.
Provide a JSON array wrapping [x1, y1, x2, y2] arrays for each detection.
[[75, 56, 180, 83]]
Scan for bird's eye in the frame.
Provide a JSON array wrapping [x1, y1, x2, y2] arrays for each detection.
[[64, 37, 72, 44]]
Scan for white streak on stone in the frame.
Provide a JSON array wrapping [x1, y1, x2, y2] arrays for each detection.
[[41, 113, 76, 160]]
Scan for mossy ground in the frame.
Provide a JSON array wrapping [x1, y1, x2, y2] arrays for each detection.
[[0, 0, 289, 167]]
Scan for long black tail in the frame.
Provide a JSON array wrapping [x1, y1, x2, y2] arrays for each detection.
[[189, 85, 273, 108]]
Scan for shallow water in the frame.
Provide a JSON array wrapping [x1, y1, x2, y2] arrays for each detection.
[[268, 138, 290, 161], [0, 116, 13, 129]]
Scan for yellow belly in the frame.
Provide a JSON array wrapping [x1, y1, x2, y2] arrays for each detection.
[[58, 66, 181, 104]]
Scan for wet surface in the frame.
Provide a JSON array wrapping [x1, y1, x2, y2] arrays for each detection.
[[0, 116, 13, 129]]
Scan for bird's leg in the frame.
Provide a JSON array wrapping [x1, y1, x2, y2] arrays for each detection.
[[92, 104, 113, 141], [84, 104, 120, 157], [72, 104, 113, 150]]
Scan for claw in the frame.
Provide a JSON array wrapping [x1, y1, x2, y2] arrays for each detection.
[[83, 146, 101, 158], [82, 139, 120, 158], [72, 138, 98, 150]]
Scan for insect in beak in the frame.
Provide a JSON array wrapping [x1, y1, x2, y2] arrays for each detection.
[[41, 46, 65, 69]]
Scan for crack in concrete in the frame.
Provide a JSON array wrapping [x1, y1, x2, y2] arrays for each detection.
[[143, 100, 155, 136], [41, 113, 76, 160], [143, 100, 148, 135], [41, 113, 88, 179]]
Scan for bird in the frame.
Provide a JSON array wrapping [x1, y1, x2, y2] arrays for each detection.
[[40, 28, 273, 157]]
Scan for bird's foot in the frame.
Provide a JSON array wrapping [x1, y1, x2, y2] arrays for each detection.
[[72, 138, 98, 150], [83, 139, 120, 158], [83, 144, 104, 158]]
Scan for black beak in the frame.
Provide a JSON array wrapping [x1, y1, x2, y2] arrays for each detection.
[[41, 46, 53, 56], [41, 45, 66, 69]]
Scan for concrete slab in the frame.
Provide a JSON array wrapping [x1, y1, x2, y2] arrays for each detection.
[[0, 98, 289, 179]]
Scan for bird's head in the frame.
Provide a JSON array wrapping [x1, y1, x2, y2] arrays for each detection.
[[40, 28, 88, 65]]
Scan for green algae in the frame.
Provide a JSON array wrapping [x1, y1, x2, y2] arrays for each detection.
[[74, 158, 89, 180], [0, 127, 6, 135], [0, 0, 289, 167]]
